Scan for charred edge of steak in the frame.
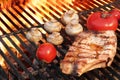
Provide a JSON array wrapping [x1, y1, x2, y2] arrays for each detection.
[[76, 60, 107, 76]]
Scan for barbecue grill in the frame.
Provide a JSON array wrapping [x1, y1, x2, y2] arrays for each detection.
[[0, 0, 120, 80]]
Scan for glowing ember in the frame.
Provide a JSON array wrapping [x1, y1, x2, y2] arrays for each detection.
[[0, 43, 7, 69], [0, 56, 7, 69]]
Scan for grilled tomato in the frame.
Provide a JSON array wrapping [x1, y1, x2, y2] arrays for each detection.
[[36, 43, 57, 63], [87, 11, 118, 31]]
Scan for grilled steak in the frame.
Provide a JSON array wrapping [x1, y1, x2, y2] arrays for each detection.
[[60, 30, 117, 76]]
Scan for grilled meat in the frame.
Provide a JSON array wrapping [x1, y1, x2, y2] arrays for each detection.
[[60, 30, 117, 76]]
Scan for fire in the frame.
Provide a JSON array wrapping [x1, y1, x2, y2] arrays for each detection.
[[0, 42, 8, 69], [0, 57, 7, 69], [26, 0, 75, 21], [0, 54, 7, 69]]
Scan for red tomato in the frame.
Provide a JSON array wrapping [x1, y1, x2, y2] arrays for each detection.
[[110, 9, 120, 20], [87, 11, 118, 31], [36, 43, 57, 63]]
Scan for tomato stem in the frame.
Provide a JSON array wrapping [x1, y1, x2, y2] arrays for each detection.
[[101, 12, 110, 18]]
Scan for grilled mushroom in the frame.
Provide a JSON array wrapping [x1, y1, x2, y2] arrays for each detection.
[[26, 28, 42, 45], [65, 20, 83, 36], [44, 19, 63, 33], [61, 10, 79, 25], [47, 32, 64, 45]]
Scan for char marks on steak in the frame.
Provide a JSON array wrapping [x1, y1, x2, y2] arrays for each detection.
[[60, 30, 117, 76]]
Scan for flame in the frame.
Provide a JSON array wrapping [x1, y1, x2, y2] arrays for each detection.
[[0, 56, 6, 69], [0, 42, 8, 69]]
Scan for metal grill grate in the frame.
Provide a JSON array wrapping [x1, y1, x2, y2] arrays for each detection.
[[0, 0, 120, 80]]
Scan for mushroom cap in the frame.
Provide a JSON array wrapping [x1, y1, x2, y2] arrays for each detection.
[[44, 19, 62, 33], [61, 10, 79, 25], [65, 22, 83, 36], [47, 32, 64, 45]]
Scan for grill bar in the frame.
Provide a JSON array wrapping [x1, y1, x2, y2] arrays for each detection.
[[18, 5, 40, 25], [7, 34, 37, 69], [1, 12, 19, 30], [12, 7, 34, 27], [0, 65, 8, 80], [0, 18, 14, 33], [0, 37, 36, 80], [6, 9, 28, 29], [0, 47, 24, 80], [99, 68, 115, 80], [0, 0, 120, 80]]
